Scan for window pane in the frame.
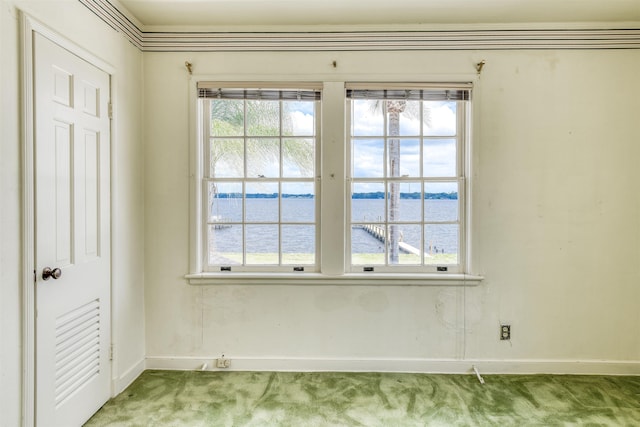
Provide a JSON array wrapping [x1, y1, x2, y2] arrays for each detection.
[[388, 182, 421, 222], [388, 224, 422, 265], [352, 139, 384, 178], [283, 101, 315, 136], [425, 182, 459, 222], [282, 225, 315, 265], [424, 101, 457, 137], [209, 225, 242, 265], [282, 182, 314, 222], [352, 182, 385, 223], [209, 182, 243, 222], [387, 139, 420, 177], [210, 99, 244, 137], [283, 139, 314, 178], [245, 224, 279, 265], [247, 100, 279, 136], [348, 91, 467, 272], [203, 92, 320, 270], [246, 182, 278, 222], [387, 100, 420, 136], [424, 138, 456, 177], [424, 224, 458, 265], [351, 225, 385, 265], [352, 100, 383, 136], [247, 139, 279, 178], [210, 139, 244, 178]]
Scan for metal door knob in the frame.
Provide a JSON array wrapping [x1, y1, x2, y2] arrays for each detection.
[[42, 267, 62, 281]]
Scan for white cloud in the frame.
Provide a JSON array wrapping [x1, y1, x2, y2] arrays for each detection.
[[425, 102, 457, 136], [289, 110, 315, 135]]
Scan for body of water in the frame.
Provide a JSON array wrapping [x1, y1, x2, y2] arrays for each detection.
[[211, 198, 459, 255]]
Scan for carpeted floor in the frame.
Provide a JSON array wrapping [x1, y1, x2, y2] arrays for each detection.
[[84, 370, 640, 426]]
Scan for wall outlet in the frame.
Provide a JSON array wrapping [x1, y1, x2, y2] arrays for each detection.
[[216, 358, 231, 368], [500, 324, 511, 340]]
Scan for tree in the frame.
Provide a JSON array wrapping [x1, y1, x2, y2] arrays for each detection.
[[371, 99, 428, 264], [386, 100, 406, 264], [208, 99, 315, 217]]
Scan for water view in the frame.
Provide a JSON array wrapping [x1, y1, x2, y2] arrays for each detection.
[[209, 198, 459, 265]]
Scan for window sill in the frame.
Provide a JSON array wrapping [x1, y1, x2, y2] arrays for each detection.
[[185, 272, 483, 286]]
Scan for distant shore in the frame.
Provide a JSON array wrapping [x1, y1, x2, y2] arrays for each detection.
[[215, 192, 458, 200]]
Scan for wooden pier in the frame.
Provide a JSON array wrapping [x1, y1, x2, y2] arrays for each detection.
[[356, 224, 422, 256], [210, 216, 232, 229]]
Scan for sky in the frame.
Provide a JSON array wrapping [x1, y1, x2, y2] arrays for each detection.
[[212, 99, 461, 195], [350, 100, 459, 193]]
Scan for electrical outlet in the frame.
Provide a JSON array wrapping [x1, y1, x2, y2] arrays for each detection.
[[216, 358, 231, 368], [500, 324, 511, 340]]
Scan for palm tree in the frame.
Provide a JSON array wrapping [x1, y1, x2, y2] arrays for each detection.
[[371, 98, 428, 264], [385, 100, 406, 264], [208, 99, 314, 216]]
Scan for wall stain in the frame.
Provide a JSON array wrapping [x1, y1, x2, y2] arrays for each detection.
[[435, 290, 458, 329]]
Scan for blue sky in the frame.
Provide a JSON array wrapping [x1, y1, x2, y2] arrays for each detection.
[[351, 100, 459, 193], [212, 99, 460, 194]]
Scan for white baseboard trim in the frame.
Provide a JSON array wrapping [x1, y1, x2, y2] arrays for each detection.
[[112, 358, 146, 395], [145, 356, 640, 376]]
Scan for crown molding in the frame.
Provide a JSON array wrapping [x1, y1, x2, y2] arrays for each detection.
[[79, 0, 144, 49], [80, 0, 640, 52]]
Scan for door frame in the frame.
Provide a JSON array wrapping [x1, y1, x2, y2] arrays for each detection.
[[21, 13, 116, 427]]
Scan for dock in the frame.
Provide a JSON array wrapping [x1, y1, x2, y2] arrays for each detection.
[[356, 224, 422, 256], [210, 216, 232, 229]]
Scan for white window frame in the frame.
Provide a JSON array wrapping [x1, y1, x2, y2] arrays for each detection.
[[198, 86, 322, 273], [346, 85, 469, 274], [186, 80, 482, 286]]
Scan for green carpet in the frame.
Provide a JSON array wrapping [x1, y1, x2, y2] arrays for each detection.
[[85, 370, 640, 426]]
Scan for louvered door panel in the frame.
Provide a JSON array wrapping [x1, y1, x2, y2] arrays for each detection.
[[54, 299, 101, 407]]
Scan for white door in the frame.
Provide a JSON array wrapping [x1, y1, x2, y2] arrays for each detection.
[[34, 32, 111, 427]]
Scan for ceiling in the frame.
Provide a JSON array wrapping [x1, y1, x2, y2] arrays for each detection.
[[117, 0, 640, 29]]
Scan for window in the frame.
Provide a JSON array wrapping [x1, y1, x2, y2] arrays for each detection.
[[198, 84, 321, 272], [347, 84, 470, 274], [189, 82, 479, 284]]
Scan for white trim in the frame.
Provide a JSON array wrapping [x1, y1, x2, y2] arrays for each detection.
[[320, 82, 346, 275], [78, 1, 640, 51], [127, 28, 640, 52], [188, 79, 483, 284], [145, 356, 640, 376], [112, 358, 146, 395], [188, 77, 202, 274], [345, 88, 470, 274], [185, 272, 483, 286], [78, 0, 144, 49], [20, 13, 36, 427], [20, 13, 116, 427]]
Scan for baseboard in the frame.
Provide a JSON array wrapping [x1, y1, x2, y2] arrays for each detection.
[[112, 358, 146, 395], [145, 356, 640, 376]]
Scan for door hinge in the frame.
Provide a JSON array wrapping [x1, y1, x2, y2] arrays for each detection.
[[108, 102, 113, 120], [109, 344, 114, 361]]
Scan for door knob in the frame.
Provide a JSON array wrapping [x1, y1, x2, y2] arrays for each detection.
[[42, 267, 62, 281]]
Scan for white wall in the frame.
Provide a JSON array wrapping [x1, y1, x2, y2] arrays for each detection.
[[0, 1, 145, 425], [1, 3, 23, 427], [143, 49, 640, 373]]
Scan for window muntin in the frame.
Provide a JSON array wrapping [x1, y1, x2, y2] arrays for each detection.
[[193, 82, 474, 282], [347, 87, 470, 273], [200, 87, 320, 271]]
